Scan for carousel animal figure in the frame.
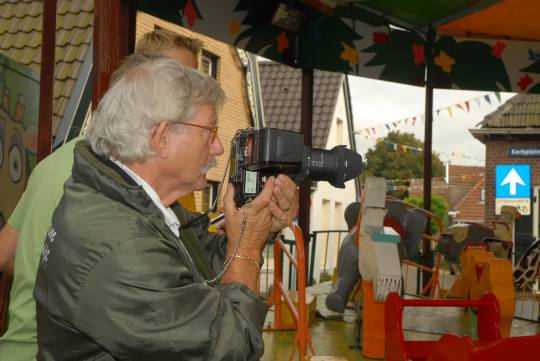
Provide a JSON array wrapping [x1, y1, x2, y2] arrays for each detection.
[[326, 192, 428, 313], [436, 206, 520, 272]]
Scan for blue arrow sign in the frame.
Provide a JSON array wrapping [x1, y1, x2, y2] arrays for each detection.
[[496, 165, 530, 198]]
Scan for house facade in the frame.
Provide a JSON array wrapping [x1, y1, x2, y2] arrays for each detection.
[[408, 163, 486, 225], [470, 94, 540, 258], [257, 62, 359, 282]]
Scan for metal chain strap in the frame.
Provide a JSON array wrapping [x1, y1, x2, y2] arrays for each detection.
[[202, 199, 253, 285]]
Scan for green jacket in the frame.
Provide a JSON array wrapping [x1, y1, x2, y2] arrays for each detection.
[[34, 141, 268, 361]]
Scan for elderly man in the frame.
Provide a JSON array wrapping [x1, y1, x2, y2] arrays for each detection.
[[34, 53, 298, 360], [0, 28, 206, 361]]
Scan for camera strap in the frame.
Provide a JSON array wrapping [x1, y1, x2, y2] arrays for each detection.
[[173, 205, 216, 281]]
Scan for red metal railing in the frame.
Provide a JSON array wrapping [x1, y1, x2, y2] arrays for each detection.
[[266, 224, 315, 361]]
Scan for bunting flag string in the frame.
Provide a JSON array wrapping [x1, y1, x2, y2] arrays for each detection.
[[353, 91, 501, 137], [374, 139, 485, 163], [378, 140, 423, 153], [441, 151, 485, 163]]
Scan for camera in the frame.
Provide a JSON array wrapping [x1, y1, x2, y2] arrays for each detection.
[[229, 128, 363, 206]]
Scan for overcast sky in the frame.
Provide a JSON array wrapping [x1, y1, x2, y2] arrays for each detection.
[[348, 76, 516, 166]]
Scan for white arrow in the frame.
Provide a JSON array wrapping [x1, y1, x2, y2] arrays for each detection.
[[501, 168, 525, 195]]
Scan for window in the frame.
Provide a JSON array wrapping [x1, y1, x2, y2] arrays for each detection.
[[334, 202, 343, 230], [201, 181, 219, 212], [336, 118, 343, 145], [480, 188, 485, 203], [200, 51, 219, 79]]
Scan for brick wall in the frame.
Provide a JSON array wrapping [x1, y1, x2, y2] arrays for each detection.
[[485, 139, 540, 221], [137, 12, 252, 211]]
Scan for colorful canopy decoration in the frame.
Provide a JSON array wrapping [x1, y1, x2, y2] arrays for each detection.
[[137, 0, 540, 93]]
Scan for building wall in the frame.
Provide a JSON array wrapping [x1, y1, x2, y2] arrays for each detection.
[[137, 12, 252, 212], [308, 86, 358, 282], [485, 139, 540, 221]]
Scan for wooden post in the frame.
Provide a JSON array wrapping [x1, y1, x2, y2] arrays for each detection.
[[422, 26, 435, 286], [299, 68, 314, 283], [37, 0, 57, 161], [93, 0, 136, 108]]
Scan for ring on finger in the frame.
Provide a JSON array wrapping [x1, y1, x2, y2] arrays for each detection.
[[282, 206, 291, 212]]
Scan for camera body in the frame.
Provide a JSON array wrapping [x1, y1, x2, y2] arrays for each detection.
[[229, 127, 362, 206]]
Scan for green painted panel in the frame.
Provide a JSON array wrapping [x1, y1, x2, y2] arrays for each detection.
[[0, 53, 39, 223]]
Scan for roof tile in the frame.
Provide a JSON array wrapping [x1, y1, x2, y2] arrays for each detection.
[[479, 94, 540, 128], [258, 61, 343, 149], [0, 0, 93, 133], [455, 177, 485, 223]]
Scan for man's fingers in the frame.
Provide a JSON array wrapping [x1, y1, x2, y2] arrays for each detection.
[[275, 175, 296, 197], [250, 177, 275, 212], [269, 200, 291, 227], [273, 175, 299, 217], [223, 183, 237, 214]]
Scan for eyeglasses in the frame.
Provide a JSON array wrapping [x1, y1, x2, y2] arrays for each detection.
[[174, 121, 219, 142]]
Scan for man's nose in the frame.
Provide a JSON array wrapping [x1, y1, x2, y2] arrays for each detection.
[[212, 134, 224, 156]]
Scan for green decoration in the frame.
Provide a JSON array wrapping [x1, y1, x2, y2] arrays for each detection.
[[234, 0, 362, 72], [434, 36, 511, 92], [521, 59, 540, 93], [137, 0, 203, 28], [363, 29, 426, 86]]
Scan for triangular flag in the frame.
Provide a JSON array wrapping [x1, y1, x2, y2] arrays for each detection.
[[412, 117, 416, 126], [385, 124, 391, 130], [456, 103, 464, 111], [484, 94, 491, 105], [447, 106, 453, 117], [495, 92, 501, 103], [365, 128, 370, 135], [465, 101, 470, 112], [437, 109, 441, 117], [392, 122, 398, 127], [404, 118, 408, 124], [476, 98, 482, 107], [372, 127, 376, 134]]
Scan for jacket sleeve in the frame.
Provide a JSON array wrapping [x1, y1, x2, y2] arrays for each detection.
[[73, 232, 268, 361]]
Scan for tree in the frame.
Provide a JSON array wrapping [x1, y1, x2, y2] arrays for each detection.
[[362, 131, 444, 181], [405, 194, 449, 234]]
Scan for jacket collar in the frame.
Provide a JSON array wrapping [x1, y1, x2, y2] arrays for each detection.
[[73, 140, 165, 226], [72, 140, 215, 280]]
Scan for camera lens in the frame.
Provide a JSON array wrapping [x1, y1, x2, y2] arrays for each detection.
[[307, 145, 362, 188]]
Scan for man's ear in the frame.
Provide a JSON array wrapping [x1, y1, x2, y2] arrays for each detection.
[[150, 121, 170, 158]]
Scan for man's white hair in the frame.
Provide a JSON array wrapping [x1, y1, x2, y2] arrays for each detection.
[[86, 53, 225, 162]]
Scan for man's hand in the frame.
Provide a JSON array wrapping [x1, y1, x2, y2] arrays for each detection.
[[268, 174, 299, 233], [223, 177, 275, 256]]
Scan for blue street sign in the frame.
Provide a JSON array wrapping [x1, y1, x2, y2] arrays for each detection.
[[496, 165, 530, 198]]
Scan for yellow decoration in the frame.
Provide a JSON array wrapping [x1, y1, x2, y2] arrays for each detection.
[[178, 193, 196, 212], [434, 51, 455, 73], [448, 246, 515, 338], [228, 20, 241, 35], [340, 42, 359, 66]]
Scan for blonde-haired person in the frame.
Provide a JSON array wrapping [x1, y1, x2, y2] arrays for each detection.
[[0, 28, 203, 361]]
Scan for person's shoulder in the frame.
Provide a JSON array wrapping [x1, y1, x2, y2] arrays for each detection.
[[27, 136, 82, 181]]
